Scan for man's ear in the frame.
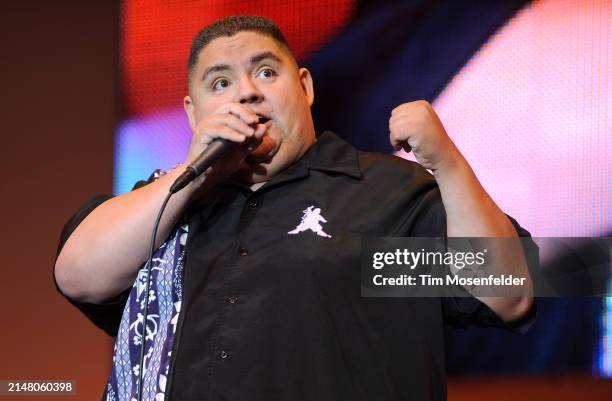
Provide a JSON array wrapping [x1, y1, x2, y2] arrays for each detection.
[[298, 67, 314, 107], [184, 95, 196, 130]]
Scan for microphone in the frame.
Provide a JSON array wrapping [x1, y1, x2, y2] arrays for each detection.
[[169, 116, 268, 194]]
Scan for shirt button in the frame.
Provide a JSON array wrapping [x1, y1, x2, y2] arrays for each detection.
[[238, 247, 248, 256], [247, 199, 259, 208], [227, 296, 239, 304], [219, 350, 229, 360]]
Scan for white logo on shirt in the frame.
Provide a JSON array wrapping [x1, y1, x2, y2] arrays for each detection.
[[288, 205, 332, 238]]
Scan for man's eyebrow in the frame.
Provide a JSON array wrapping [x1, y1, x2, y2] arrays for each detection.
[[201, 63, 231, 82], [250, 51, 282, 66]]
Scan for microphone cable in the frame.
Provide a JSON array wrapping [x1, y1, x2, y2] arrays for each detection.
[[136, 190, 172, 401]]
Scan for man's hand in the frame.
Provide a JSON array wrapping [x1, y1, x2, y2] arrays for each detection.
[[389, 100, 461, 172], [185, 102, 267, 179]]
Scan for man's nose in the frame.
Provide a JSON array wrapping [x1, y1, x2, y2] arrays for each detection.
[[237, 77, 264, 104]]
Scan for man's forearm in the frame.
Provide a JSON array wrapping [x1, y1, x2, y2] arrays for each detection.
[[433, 151, 534, 322]]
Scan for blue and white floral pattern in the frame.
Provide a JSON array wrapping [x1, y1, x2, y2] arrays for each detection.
[[105, 221, 187, 401]]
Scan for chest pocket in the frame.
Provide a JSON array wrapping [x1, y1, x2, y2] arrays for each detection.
[[236, 195, 369, 292], [263, 224, 364, 289]]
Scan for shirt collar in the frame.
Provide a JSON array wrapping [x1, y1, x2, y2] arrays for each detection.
[[218, 130, 363, 193], [300, 131, 363, 179]]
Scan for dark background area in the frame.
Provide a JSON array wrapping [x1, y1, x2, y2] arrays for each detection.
[[0, 1, 119, 400]]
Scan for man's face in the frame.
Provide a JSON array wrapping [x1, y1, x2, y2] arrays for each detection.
[[184, 31, 316, 184]]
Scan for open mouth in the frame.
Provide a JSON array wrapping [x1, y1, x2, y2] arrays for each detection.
[[257, 115, 270, 124]]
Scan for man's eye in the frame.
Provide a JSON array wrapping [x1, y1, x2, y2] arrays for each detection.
[[212, 79, 229, 90], [258, 68, 275, 79]]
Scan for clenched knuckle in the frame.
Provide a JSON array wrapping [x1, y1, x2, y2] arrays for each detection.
[[416, 99, 430, 108]]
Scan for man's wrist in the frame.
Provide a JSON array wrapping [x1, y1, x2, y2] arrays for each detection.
[[431, 148, 469, 182]]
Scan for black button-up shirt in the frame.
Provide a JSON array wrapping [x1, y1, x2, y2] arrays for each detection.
[[56, 132, 535, 401]]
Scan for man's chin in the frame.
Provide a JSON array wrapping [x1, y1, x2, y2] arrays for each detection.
[[231, 162, 271, 185], [246, 134, 277, 164], [245, 153, 273, 164]]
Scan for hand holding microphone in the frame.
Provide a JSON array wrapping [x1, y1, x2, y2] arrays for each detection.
[[171, 103, 269, 193]]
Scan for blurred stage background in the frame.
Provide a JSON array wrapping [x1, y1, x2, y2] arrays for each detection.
[[1, 0, 610, 400]]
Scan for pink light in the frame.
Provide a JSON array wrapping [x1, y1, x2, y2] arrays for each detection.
[[398, 0, 611, 237]]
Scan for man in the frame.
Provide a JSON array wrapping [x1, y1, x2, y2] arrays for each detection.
[[54, 15, 535, 401]]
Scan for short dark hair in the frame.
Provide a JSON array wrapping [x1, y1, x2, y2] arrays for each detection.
[[187, 15, 296, 81]]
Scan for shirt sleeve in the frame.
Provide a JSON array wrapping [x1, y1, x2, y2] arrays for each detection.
[[404, 180, 538, 334], [441, 214, 538, 334], [53, 173, 160, 337]]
